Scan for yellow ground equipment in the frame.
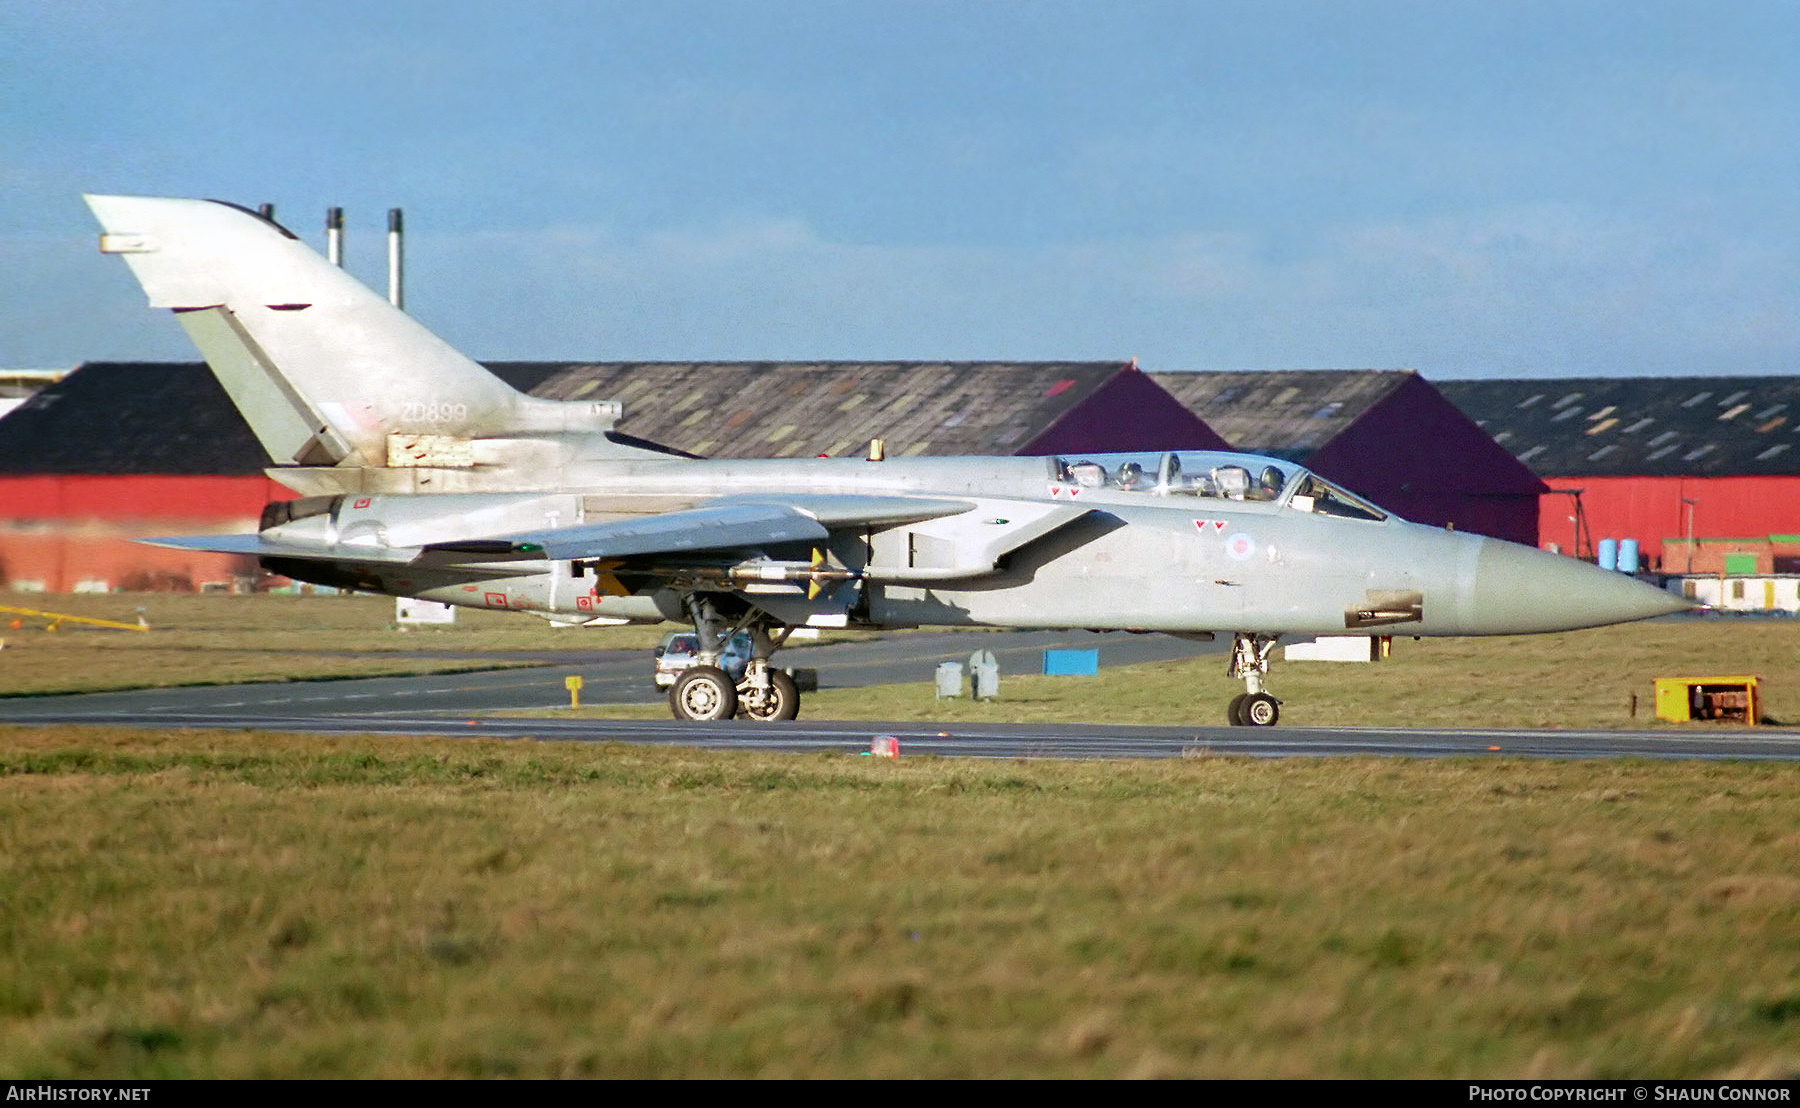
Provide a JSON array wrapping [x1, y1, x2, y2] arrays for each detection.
[[1653, 675, 1759, 724]]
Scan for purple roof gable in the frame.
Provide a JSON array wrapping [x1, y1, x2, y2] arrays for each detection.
[[1303, 374, 1546, 544], [1019, 367, 1230, 456], [1149, 369, 1548, 544], [1304, 374, 1546, 496]]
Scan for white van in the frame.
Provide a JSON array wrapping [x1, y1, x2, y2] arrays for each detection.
[[652, 631, 753, 689]]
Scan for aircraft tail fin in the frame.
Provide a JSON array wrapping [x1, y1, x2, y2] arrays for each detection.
[[86, 195, 640, 471]]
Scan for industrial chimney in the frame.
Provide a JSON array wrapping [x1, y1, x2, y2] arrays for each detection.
[[387, 208, 404, 309]]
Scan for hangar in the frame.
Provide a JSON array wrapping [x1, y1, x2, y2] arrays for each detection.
[[502, 360, 1227, 459], [1150, 369, 1548, 546], [1437, 376, 1800, 574], [0, 359, 1224, 592], [0, 362, 286, 593]]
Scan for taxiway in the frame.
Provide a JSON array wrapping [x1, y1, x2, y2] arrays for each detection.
[[2, 630, 1793, 761]]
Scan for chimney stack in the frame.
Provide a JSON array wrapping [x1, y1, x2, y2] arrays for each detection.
[[387, 208, 404, 309]]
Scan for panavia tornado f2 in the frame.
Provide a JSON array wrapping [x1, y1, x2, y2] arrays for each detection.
[[87, 195, 1690, 726]]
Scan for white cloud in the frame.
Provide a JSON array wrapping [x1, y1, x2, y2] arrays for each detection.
[[18, 197, 1796, 381]]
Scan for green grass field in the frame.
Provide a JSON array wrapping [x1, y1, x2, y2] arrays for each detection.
[[2, 729, 1798, 1078], [4, 595, 1800, 1077], [0, 594, 666, 696]]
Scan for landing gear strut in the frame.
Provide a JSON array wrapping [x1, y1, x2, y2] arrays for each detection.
[[1226, 632, 1281, 727], [736, 623, 800, 722], [668, 596, 803, 723]]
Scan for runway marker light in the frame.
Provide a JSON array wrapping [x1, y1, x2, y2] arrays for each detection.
[[1487, 745, 1500, 751], [566, 674, 583, 708], [871, 734, 900, 759]]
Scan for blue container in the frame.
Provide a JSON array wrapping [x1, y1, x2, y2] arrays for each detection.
[[1617, 538, 1639, 574], [1597, 538, 1618, 572], [1043, 649, 1099, 676]]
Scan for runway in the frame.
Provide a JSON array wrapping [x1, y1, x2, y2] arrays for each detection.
[[3, 629, 1797, 761]]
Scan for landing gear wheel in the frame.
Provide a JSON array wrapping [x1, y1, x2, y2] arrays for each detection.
[[738, 670, 800, 722], [1227, 694, 1248, 726], [670, 665, 738, 721], [1242, 693, 1280, 727]]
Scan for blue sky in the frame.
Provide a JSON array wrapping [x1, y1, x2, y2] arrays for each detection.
[[3, 0, 1796, 377]]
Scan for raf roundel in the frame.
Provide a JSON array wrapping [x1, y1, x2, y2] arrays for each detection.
[[1225, 533, 1256, 562]]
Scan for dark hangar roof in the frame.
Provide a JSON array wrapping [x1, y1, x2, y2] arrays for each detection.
[[0, 359, 1216, 474], [506, 360, 1208, 458], [0, 362, 269, 475], [1436, 377, 1800, 477], [0, 361, 568, 476]]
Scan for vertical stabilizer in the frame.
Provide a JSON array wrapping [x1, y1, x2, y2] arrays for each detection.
[[85, 195, 628, 470]]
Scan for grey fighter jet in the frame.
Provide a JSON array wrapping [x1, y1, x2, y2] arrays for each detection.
[[86, 195, 1689, 726]]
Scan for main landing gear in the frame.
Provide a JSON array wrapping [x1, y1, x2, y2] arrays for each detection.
[[1226, 632, 1281, 727], [669, 597, 803, 723]]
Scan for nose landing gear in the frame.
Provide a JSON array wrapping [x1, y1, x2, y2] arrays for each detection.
[[1226, 633, 1281, 727]]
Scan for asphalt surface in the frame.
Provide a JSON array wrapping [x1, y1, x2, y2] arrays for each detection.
[[0, 629, 1223, 720], [4, 629, 1797, 761]]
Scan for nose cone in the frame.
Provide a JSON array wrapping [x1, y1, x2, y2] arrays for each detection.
[[1462, 539, 1693, 634]]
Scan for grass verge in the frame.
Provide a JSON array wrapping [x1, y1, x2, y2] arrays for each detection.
[[0, 595, 671, 696], [2, 727, 1798, 1078]]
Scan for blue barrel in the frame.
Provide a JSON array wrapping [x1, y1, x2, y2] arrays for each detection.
[[1597, 538, 1618, 572], [1617, 539, 1639, 574]]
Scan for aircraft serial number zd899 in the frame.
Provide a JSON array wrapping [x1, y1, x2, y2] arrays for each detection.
[[399, 401, 469, 423]]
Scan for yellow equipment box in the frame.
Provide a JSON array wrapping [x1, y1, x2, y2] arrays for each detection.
[[1653, 676, 1759, 724]]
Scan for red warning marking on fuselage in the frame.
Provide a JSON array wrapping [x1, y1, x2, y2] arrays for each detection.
[[352, 497, 371, 510], [485, 592, 508, 608], [1194, 518, 1229, 533]]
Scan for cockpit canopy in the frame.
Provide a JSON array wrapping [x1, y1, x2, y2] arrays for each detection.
[[1049, 450, 1389, 522]]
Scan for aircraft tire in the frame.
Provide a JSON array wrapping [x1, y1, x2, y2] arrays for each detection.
[[1227, 694, 1247, 726], [1242, 693, 1279, 727], [670, 665, 738, 721], [738, 670, 800, 722]]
